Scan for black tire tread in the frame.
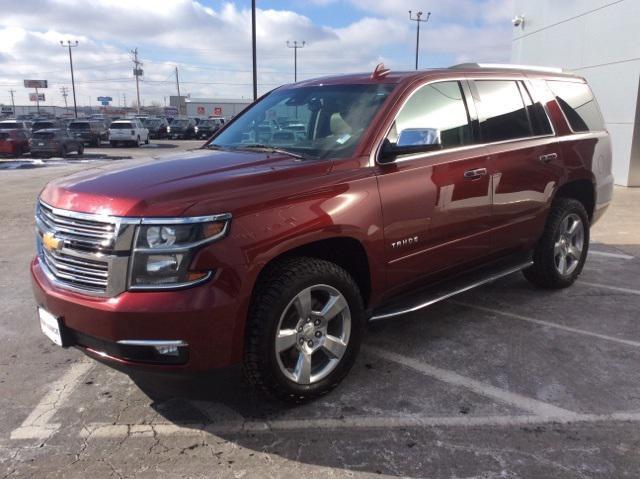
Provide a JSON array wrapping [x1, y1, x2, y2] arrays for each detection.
[[243, 256, 363, 403], [523, 197, 589, 289]]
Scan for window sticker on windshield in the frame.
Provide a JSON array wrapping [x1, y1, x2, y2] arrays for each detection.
[[336, 133, 351, 145]]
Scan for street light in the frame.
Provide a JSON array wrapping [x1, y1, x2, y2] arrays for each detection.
[[286, 41, 306, 82], [60, 40, 79, 118], [408, 10, 431, 70]]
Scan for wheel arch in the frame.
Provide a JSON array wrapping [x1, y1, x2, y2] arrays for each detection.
[[554, 178, 596, 221], [253, 236, 373, 308]]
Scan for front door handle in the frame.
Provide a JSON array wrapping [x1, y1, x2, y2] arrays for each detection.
[[539, 153, 558, 164], [463, 168, 487, 180]]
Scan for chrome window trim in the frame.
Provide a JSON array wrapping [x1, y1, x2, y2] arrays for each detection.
[[370, 76, 559, 167]]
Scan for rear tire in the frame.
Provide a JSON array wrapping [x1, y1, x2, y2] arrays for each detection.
[[77, 144, 84, 156], [243, 257, 364, 403], [523, 198, 589, 289], [110, 141, 117, 148]]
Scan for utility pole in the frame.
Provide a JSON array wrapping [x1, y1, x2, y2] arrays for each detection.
[[60, 86, 69, 111], [8, 89, 16, 115], [175, 67, 182, 116], [286, 41, 306, 82], [408, 10, 431, 70], [60, 40, 79, 117], [131, 48, 143, 114]]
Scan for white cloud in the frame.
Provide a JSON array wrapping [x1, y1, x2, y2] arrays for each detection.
[[0, 0, 514, 107]]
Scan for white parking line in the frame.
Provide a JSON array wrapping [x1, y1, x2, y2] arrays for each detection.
[[366, 346, 576, 417], [451, 301, 640, 348], [10, 361, 93, 440], [80, 410, 640, 438], [589, 250, 634, 260], [578, 281, 640, 296]]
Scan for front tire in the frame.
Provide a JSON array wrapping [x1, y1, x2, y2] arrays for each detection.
[[524, 198, 589, 289], [243, 257, 364, 402]]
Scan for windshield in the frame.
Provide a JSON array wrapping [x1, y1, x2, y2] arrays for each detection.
[[0, 122, 21, 129], [199, 120, 218, 127], [171, 119, 189, 127], [210, 83, 394, 159], [111, 122, 133, 129], [144, 119, 161, 127], [0, 132, 9, 140], [33, 122, 55, 129], [69, 122, 90, 130]]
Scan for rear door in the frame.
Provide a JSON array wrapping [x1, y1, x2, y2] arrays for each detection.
[[375, 80, 493, 294], [470, 78, 563, 254]]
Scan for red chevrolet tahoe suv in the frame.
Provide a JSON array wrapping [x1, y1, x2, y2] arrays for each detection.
[[31, 64, 613, 401]]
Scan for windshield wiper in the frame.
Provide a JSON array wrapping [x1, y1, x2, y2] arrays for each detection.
[[233, 144, 307, 160]]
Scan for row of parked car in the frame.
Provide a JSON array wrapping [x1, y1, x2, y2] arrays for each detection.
[[0, 115, 227, 158]]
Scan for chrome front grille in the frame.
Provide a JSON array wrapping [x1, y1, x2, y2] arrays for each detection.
[[35, 201, 138, 297], [41, 248, 109, 292]]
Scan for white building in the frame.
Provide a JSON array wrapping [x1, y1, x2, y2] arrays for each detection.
[[511, 0, 640, 186], [170, 97, 252, 120]]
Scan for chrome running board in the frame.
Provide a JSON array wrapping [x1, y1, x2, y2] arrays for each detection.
[[370, 256, 533, 321]]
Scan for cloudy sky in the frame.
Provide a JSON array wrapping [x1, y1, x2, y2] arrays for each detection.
[[0, 0, 514, 108]]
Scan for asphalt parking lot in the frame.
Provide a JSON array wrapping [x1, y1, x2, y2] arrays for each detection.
[[1, 145, 639, 478]]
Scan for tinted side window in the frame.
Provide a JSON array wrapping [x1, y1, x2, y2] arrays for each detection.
[[475, 80, 531, 142], [518, 82, 553, 136], [388, 81, 472, 150], [547, 81, 604, 132]]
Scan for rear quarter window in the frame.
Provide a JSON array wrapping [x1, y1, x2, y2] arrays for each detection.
[[474, 80, 532, 142], [547, 80, 605, 132]]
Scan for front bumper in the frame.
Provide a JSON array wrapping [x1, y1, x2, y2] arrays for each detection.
[[31, 256, 247, 372]]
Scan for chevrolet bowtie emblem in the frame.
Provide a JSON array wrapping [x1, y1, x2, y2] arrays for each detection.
[[42, 232, 63, 252]]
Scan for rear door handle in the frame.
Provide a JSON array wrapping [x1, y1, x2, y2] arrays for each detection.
[[539, 153, 558, 164], [463, 168, 487, 180]]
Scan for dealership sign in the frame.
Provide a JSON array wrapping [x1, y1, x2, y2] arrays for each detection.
[[97, 96, 113, 102], [29, 93, 45, 102], [24, 79, 48, 88]]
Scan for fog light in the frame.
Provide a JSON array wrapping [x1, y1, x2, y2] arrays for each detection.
[[155, 345, 179, 356]]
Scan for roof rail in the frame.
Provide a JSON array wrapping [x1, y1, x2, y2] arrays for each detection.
[[449, 63, 565, 74]]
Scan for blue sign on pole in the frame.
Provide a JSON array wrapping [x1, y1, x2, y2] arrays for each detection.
[[101, 101, 109, 106], [97, 96, 113, 102]]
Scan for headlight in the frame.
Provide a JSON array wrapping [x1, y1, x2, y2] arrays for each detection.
[[195, 126, 199, 133], [167, 126, 171, 133], [129, 214, 231, 289]]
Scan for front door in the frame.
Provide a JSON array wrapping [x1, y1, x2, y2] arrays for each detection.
[[375, 80, 493, 296]]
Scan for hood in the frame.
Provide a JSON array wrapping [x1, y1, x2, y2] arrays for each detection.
[[40, 149, 332, 217]]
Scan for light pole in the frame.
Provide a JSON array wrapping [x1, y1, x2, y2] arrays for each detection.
[[60, 40, 79, 118], [408, 10, 431, 70], [251, 0, 257, 101], [286, 41, 306, 82]]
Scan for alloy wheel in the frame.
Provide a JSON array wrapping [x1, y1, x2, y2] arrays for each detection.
[[554, 213, 584, 276], [275, 284, 351, 385]]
